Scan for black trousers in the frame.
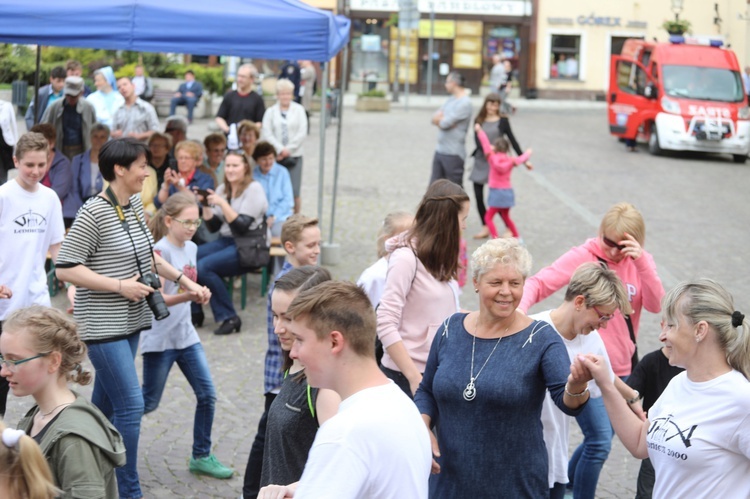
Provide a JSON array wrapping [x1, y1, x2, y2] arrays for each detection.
[[473, 182, 487, 225], [0, 321, 8, 417], [242, 392, 277, 497]]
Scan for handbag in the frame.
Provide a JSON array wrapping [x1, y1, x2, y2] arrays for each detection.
[[233, 216, 271, 269], [277, 156, 298, 169]]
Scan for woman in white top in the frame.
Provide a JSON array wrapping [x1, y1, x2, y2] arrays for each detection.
[[534, 262, 642, 499], [195, 150, 268, 336], [582, 278, 750, 499], [261, 78, 308, 214]]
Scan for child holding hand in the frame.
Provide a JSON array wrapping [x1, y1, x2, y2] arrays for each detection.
[[474, 123, 532, 240]]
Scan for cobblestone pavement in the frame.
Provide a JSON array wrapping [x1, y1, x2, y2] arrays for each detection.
[[4, 101, 749, 498]]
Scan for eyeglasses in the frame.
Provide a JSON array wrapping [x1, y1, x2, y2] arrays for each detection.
[[173, 218, 202, 229], [602, 236, 625, 251], [0, 353, 49, 373], [592, 305, 616, 322]]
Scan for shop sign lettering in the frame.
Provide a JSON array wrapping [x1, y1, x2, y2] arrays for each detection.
[[547, 14, 647, 29], [350, 0, 530, 16]]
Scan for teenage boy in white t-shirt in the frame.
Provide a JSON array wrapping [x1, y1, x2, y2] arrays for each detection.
[[0, 132, 66, 417], [258, 281, 431, 499]]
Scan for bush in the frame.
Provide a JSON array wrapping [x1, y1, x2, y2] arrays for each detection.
[[359, 89, 386, 98]]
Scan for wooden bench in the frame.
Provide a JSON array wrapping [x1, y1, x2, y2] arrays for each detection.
[[152, 88, 206, 119], [224, 237, 286, 309]]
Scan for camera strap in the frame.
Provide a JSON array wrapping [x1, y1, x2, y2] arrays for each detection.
[[105, 186, 153, 277]]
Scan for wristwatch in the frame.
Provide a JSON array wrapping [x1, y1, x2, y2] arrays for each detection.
[[627, 390, 640, 405]]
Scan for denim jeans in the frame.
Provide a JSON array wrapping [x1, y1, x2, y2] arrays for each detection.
[[87, 333, 144, 499], [550, 482, 567, 499], [196, 237, 244, 323], [142, 343, 216, 458], [567, 396, 613, 499]]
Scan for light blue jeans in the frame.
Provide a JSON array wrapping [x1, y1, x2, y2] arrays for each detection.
[[87, 333, 144, 499], [567, 396, 613, 499], [142, 343, 217, 458]]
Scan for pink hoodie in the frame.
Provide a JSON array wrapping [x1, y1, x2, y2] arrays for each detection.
[[519, 238, 664, 376], [377, 233, 459, 373], [478, 128, 530, 189]]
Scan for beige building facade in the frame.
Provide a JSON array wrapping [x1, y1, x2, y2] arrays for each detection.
[[533, 0, 750, 99]]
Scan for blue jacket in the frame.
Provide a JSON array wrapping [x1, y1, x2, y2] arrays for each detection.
[[42, 150, 73, 216], [69, 150, 104, 218], [253, 163, 293, 224], [153, 168, 214, 209], [177, 81, 203, 100]]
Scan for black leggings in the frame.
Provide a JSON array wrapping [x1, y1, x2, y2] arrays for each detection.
[[0, 322, 7, 417], [473, 182, 487, 226]]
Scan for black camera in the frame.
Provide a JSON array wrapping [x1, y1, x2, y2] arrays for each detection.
[[137, 273, 170, 321]]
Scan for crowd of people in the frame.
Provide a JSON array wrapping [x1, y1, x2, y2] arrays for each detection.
[[0, 57, 748, 499]]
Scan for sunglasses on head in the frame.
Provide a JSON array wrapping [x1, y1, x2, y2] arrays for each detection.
[[602, 236, 625, 251]]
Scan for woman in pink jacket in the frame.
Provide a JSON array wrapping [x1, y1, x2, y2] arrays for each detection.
[[376, 180, 469, 397], [519, 201, 664, 499]]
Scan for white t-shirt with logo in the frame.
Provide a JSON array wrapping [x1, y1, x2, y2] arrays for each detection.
[[532, 310, 615, 487], [648, 369, 750, 498], [0, 180, 65, 320], [295, 381, 431, 499]]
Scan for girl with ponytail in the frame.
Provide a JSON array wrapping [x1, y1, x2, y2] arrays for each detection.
[[0, 305, 125, 497], [0, 421, 59, 499]]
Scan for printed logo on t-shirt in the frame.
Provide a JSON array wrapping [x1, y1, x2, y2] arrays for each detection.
[[647, 413, 698, 460], [627, 283, 637, 302], [13, 210, 48, 234]]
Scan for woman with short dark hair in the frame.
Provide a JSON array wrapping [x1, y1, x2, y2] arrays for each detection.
[[55, 138, 210, 499]]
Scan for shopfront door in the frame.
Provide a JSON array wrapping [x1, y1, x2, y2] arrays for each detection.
[[418, 39, 453, 95]]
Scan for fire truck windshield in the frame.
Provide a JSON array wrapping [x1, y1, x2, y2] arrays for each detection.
[[662, 65, 744, 103]]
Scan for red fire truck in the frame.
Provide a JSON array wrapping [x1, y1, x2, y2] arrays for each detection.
[[608, 36, 749, 163]]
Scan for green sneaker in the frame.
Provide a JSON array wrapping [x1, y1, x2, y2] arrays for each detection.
[[189, 454, 234, 479]]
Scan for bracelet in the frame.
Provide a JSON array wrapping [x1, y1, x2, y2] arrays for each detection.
[[627, 390, 640, 405], [174, 272, 183, 285], [565, 383, 589, 397]]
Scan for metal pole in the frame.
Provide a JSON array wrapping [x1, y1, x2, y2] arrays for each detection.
[[317, 61, 329, 226], [426, 4, 435, 101], [392, 28, 400, 102], [33, 45, 41, 125], [329, 44, 349, 244], [405, 26, 410, 111]]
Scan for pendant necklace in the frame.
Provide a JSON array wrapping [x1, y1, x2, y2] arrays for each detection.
[[463, 316, 510, 401]]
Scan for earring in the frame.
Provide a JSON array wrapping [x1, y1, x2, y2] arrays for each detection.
[[474, 288, 478, 293], [695, 337, 701, 343]]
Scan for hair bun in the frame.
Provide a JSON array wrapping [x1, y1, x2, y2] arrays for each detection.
[[732, 311, 745, 328]]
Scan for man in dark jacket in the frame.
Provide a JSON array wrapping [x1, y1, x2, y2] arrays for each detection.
[[24, 66, 66, 129]]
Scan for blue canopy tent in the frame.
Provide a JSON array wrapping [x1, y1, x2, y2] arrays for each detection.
[[0, 0, 351, 240], [0, 0, 350, 62]]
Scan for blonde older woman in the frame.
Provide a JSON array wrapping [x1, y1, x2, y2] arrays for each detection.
[[582, 278, 750, 498], [155, 140, 214, 209], [414, 238, 591, 498], [261, 78, 308, 213]]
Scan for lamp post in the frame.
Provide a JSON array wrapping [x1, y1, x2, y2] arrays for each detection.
[[671, 0, 684, 21]]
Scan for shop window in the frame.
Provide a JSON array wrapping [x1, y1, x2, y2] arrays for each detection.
[[351, 18, 389, 85], [549, 35, 580, 80]]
